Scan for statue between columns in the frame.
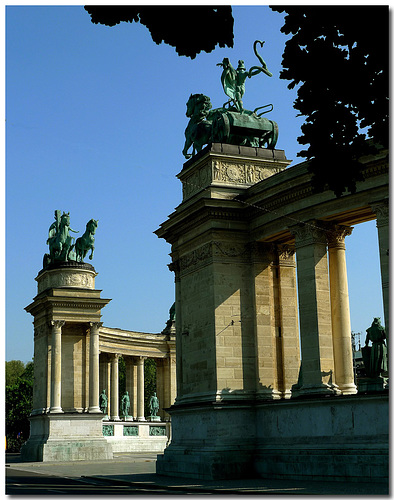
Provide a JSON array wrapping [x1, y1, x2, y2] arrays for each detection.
[[362, 318, 388, 383], [149, 392, 160, 421], [121, 392, 131, 420], [99, 389, 108, 419]]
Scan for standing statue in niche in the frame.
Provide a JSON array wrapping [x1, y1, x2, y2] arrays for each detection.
[[99, 389, 108, 416], [149, 392, 159, 417], [362, 318, 388, 379], [121, 392, 131, 418]]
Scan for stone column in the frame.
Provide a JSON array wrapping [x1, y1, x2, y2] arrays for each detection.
[[291, 222, 337, 396], [106, 357, 111, 418], [110, 354, 120, 420], [136, 356, 146, 421], [276, 244, 301, 398], [251, 242, 281, 400], [327, 225, 357, 395], [370, 200, 389, 340], [49, 320, 65, 413], [169, 260, 183, 400], [125, 357, 137, 418], [89, 322, 102, 412]]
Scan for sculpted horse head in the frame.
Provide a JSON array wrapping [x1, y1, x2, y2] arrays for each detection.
[[183, 94, 213, 158], [86, 219, 98, 234], [186, 94, 212, 119]]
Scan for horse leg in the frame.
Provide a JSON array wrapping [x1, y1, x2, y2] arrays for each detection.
[[89, 246, 94, 260]]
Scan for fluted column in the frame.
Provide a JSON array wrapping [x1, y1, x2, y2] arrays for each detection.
[[327, 225, 357, 395], [137, 356, 146, 421], [110, 354, 120, 420], [89, 322, 102, 412], [370, 200, 389, 341], [49, 320, 65, 413]]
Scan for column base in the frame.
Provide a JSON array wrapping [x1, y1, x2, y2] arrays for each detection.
[[292, 383, 340, 398], [137, 417, 146, 422], [48, 407, 64, 414], [88, 406, 102, 413], [338, 382, 358, 395]]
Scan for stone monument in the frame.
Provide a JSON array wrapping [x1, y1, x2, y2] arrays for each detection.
[[21, 211, 113, 462], [155, 41, 388, 482]]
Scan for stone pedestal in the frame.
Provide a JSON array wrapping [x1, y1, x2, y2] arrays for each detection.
[[20, 413, 113, 462], [147, 416, 161, 422]]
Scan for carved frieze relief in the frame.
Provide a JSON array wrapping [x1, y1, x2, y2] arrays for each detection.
[[37, 270, 95, 294], [179, 240, 250, 275], [181, 158, 284, 201]]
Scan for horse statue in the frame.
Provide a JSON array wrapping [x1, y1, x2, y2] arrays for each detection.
[[182, 94, 278, 158], [182, 94, 214, 159], [46, 211, 77, 263], [75, 219, 98, 262]]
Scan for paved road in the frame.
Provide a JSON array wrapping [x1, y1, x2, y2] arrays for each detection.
[[6, 468, 192, 495], [6, 452, 389, 495]]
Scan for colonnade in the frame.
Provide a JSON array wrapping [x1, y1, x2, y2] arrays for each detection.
[[289, 200, 389, 396], [47, 321, 106, 414], [45, 321, 174, 420], [290, 223, 356, 395], [99, 354, 147, 421]]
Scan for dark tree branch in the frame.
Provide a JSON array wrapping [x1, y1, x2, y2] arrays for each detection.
[[84, 6, 234, 59]]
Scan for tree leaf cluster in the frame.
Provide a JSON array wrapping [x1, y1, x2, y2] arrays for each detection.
[[6, 361, 34, 452], [271, 6, 388, 197], [84, 6, 234, 59]]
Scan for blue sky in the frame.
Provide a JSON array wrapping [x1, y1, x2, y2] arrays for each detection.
[[6, 5, 384, 363]]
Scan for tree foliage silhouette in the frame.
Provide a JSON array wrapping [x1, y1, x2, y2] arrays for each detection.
[[84, 6, 234, 59], [271, 5, 388, 197]]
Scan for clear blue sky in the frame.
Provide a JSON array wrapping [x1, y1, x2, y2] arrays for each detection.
[[6, 5, 384, 363]]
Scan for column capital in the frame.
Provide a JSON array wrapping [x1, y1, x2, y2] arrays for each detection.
[[89, 321, 103, 331], [370, 199, 389, 227], [325, 224, 353, 250], [289, 221, 328, 248], [276, 243, 296, 264], [50, 320, 65, 330]]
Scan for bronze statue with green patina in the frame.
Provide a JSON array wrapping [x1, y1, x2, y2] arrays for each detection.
[[362, 317, 388, 380], [217, 40, 272, 113], [183, 40, 278, 158], [43, 211, 98, 268]]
